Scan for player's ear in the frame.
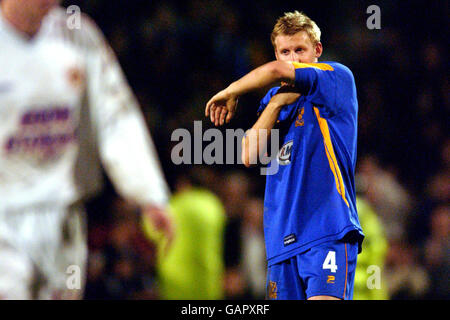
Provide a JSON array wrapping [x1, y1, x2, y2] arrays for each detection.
[[315, 42, 323, 59]]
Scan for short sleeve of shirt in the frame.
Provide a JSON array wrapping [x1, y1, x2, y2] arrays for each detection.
[[292, 62, 338, 117]]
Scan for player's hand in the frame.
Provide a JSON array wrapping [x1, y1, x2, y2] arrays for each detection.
[[269, 85, 301, 108], [142, 205, 175, 256], [205, 88, 239, 126]]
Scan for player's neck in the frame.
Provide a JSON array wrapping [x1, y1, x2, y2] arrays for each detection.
[[1, 1, 42, 38]]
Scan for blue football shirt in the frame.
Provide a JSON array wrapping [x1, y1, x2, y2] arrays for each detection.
[[257, 62, 364, 266]]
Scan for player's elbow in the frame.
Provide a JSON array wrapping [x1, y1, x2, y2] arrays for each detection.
[[267, 61, 295, 83]]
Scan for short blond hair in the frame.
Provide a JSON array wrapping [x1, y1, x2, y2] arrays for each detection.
[[271, 11, 321, 49]]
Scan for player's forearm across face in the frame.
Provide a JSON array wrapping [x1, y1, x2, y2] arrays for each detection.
[[242, 102, 283, 167], [228, 61, 295, 97], [206, 61, 295, 126]]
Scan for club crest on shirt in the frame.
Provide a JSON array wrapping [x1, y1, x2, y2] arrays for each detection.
[[295, 107, 305, 127], [277, 140, 293, 165], [267, 281, 277, 299], [66, 66, 85, 90]]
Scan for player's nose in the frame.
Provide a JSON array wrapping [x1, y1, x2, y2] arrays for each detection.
[[290, 52, 301, 63]]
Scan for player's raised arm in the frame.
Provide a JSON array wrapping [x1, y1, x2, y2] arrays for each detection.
[[205, 60, 296, 126]]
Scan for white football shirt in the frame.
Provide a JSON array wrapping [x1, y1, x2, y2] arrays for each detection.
[[0, 6, 170, 212]]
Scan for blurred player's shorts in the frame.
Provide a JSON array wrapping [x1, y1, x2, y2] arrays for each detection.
[[0, 203, 87, 299]]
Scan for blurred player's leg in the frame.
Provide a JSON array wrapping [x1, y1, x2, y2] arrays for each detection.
[[56, 205, 88, 299], [0, 205, 87, 300], [0, 240, 35, 299], [38, 205, 88, 300]]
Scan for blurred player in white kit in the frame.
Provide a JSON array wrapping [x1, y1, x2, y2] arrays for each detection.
[[0, 0, 173, 299]]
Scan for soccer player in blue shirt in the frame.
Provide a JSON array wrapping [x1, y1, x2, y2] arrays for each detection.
[[205, 11, 364, 300]]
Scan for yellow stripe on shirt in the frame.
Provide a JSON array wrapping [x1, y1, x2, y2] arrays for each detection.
[[314, 107, 349, 207], [291, 62, 334, 71]]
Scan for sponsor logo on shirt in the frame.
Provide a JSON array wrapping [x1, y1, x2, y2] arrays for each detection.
[[277, 140, 293, 165], [4, 106, 77, 163]]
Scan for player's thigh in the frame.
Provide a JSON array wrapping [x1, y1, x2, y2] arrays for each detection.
[[266, 257, 306, 300], [0, 240, 35, 299], [46, 208, 88, 300], [299, 240, 358, 300]]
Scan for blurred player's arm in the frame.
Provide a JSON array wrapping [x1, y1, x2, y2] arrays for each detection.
[[82, 18, 174, 246], [242, 87, 300, 167], [206, 61, 296, 126]]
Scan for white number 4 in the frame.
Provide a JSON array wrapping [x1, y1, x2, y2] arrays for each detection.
[[322, 251, 338, 273]]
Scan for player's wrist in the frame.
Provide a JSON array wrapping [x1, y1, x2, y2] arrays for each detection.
[[225, 82, 241, 100]]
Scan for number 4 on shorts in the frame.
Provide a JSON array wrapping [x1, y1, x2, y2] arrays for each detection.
[[322, 250, 338, 273]]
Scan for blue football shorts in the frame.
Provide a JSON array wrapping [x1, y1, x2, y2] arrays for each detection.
[[266, 239, 358, 300]]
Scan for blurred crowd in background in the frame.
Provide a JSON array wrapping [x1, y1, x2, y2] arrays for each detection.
[[62, 0, 448, 300]]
